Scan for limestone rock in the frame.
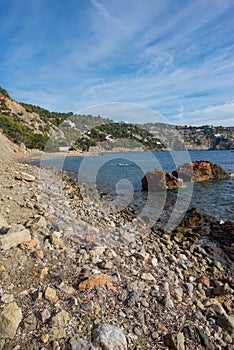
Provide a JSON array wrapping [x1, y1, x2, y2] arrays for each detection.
[[14, 171, 36, 182], [142, 169, 179, 190], [0, 224, 31, 250], [91, 323, 127, 350], [50, 310, 70, 327], [44, 286, 58, 303], [164, 332, 185, 350], [0, 302, 23, 339], [172, 160, 230, 182]]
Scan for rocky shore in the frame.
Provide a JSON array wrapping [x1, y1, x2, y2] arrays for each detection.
[[0, 139, 233, 349]]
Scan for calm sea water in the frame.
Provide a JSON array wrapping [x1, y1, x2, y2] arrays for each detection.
[[34, 150, 234, 223]]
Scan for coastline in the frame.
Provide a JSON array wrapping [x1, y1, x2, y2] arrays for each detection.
[[0, 145, 233, 349]]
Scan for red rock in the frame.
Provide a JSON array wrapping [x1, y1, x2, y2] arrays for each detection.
[[78, 273, 116, 291], [172, 160, 230, 182], [197, 275, 210, 287]]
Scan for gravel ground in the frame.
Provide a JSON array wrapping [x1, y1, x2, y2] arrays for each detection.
[[0, 135, 233, 350]]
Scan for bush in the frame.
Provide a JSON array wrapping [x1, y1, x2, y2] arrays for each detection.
[[0, 115, 26, 143]]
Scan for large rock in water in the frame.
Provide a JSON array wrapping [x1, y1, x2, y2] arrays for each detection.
[[142, 169, 179, 190], [172, 160, 230, 182]]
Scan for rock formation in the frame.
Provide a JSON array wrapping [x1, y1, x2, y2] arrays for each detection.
[[172, 160, 230, 182], [142, 169, 179, 190]]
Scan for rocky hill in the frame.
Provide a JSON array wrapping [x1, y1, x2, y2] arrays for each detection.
[[0, 86, 233, 152]]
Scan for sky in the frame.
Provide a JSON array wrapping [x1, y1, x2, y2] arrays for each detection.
[[0, 0, 234, 126]]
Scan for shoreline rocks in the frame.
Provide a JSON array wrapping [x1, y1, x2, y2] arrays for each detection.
[[0, 155, 233, 349], [142, 169, 179, 190], [172, 160, 230, 182]]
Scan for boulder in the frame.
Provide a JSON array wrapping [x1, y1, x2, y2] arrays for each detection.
[[142, 169, 179, 190], [172, 160, 230, 182]]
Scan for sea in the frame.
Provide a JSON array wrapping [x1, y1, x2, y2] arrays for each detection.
[[33, 150, 234, 225]]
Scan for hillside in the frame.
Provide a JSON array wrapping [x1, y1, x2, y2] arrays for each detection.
[[0, 86, 234, 152]]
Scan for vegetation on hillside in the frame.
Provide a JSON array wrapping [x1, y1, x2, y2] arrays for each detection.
[[0, 86, 233, 151], [20, 103, 73, 126], [0, 86, 10, 98], [73, 122, 164, 151]]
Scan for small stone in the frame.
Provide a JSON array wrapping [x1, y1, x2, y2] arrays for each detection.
[[49, 327, 66, 340], [40, 267, 49, 279], [78, 273, 115, 291], [174, 287, 183, 302], [50, 231, 63, 246], [98, 261, 113, 270], [58, 281, 75, 295], [90, 246, 106, 257], [23, 313, 38, 332], [134, 249, 150, 260], [1, 293, 14, 303], [69, 337, 96, 350], [32, 249, 44, 261], [164, 332, 185, 350], [50, 310, 70, 327], [185, 283, 193, 297], [41, 309, 51, 323], [0, 224, 31, 250], [81, 301, 94, 311], [151, 257, 158, 267], [197, 275, 210, 287], [70, 296, 78, 306], [41, 334, 49, 343], [217, 314, 234, 335], [133, 326, 143, 336], [213, 261, 224, 271], [210, 303, 226, 315], [45, 286, 58, 303], [155, 322, 168, 333], [15, 171, 36, 182], [162, 294, 174, 308], [91, 323, 127, 350], [19, 239, 37, 251], [141, 272, 155, 281], [0, 302, 23, 339]]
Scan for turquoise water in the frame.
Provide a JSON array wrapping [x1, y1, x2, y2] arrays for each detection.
[[33, 150, 234, 222]]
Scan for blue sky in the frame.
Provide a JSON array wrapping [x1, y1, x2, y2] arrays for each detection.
[[0, 0, 234, 125]]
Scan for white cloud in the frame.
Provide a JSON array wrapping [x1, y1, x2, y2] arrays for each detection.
[[185, 102, 234, 126]]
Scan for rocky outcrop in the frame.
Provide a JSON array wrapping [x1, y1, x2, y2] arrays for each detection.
[[172, 160, 230, 182], [142, 169, 179, 190]]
